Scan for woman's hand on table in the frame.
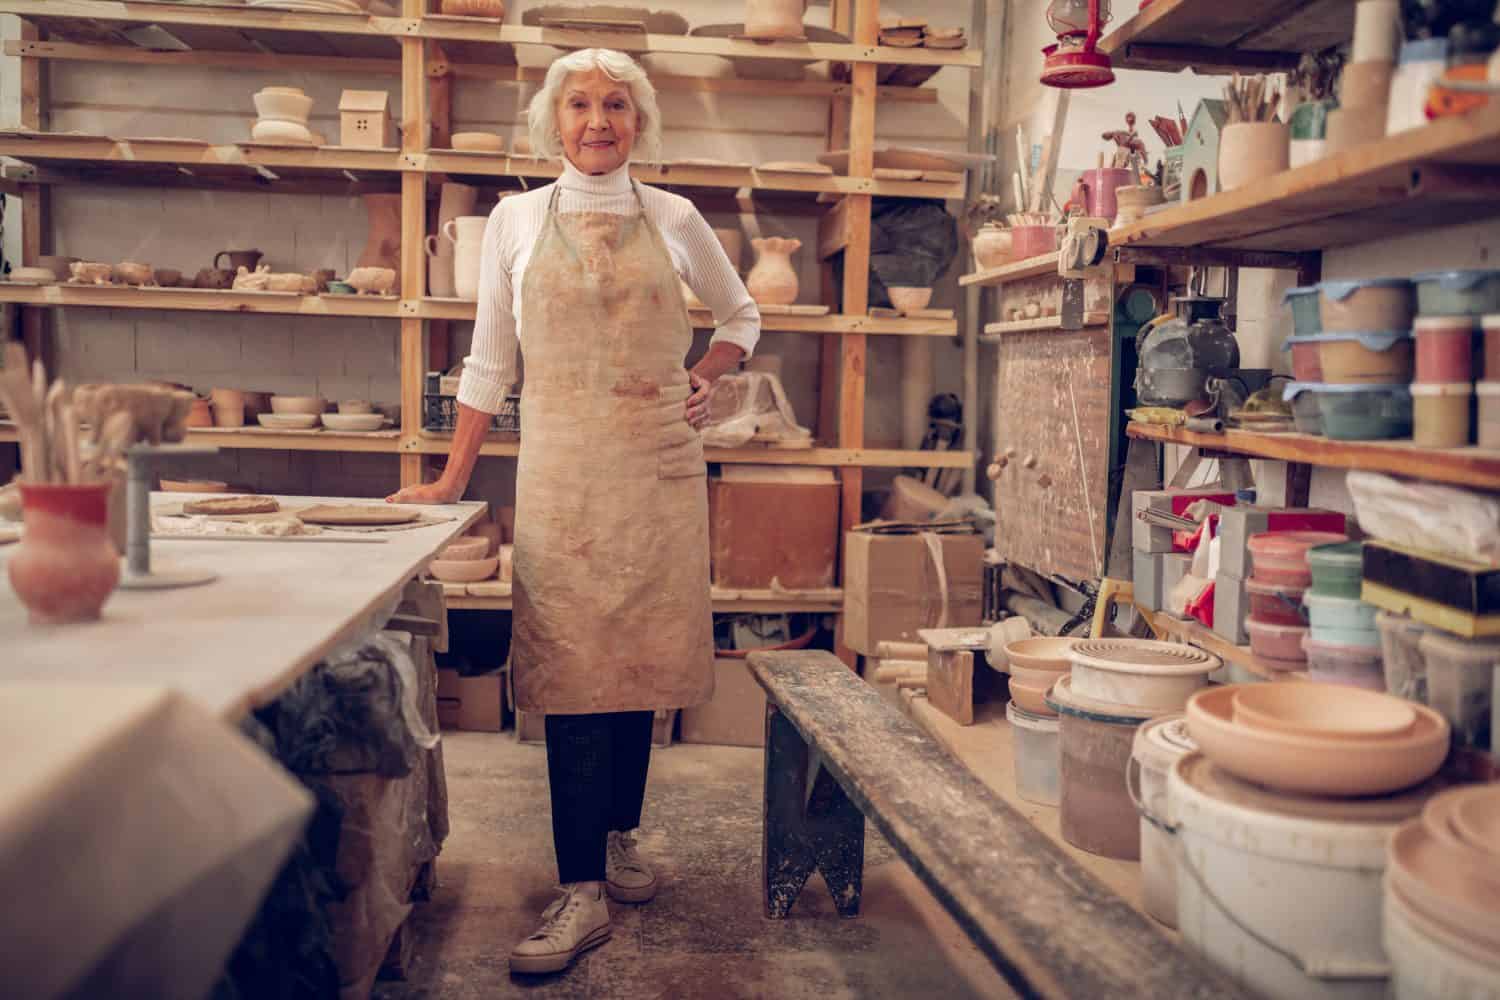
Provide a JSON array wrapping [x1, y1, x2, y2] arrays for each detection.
[[386, 480, 463, 505]]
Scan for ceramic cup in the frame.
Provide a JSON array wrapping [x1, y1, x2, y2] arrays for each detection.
[[1218, 122, 1290, 191]]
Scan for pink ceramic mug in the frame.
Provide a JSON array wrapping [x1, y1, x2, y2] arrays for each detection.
[[1011, 224, 1059, 261], [1071, 167, 1135, 221]]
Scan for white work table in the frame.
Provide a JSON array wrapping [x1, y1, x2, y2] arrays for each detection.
[[0, 494, 488, 719]]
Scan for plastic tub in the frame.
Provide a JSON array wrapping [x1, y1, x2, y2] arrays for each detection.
[[1307, 540, 1364, 598], [1283, 382, 1325, 434], [1047, 676, 1154, 860], [1169, 753, 1423, 1000], [1484, 316, 1500, 380], [1315, 383, 1413, 440], [1387, 37, 1450, 135], [1066, 638, 1219, 712], [1412, 268, 1500, 317], [1007, 699, 1061, 807], [1384, 883, 1500, 1000], [1246, 618, 1310, 666], [1319, 278, 1415, 332], [1248, 530, 1347, 587], [1418, 631, 1500, 749], [1317, 330, 1415, 383], [1304, 591, 1380, 646], [1283, 335, 1327, 381], [1010, 223, 1057, 260], [1378, 612, 1431, 702], [1477, 381, 1500, 448], [1413, 316, 1477, 382], [1128, 715, 1196, 929], [1283, 285, 1322, 336], [1410, 382, 1473, 448], [1246, 579, 1310, 625], [1302, 635, 1386, 689]]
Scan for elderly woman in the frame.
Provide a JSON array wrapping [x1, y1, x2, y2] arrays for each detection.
[[389, 48, 759, 974]]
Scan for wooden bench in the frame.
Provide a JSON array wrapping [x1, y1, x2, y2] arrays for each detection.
[[746, 649, 1253, 1000]]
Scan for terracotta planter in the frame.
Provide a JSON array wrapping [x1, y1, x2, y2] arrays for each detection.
[[358, 193, 402, 287], [744, 0, 805, 39], [210, 388, 246, 428], [440, 0, 505, 17], [1218, 122, 1290, 192], [443, 215, 488, 301], [8, 482, 120, 625], [746, 237, 801, 305], [972, 224, 1012, 269]]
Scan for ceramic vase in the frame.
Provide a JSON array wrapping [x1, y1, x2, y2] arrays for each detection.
[[9, 482, 120, 625], [746, 237, 801, 306], [357, 193, 402, 287], [440, 0, 505, 16], [437, 183, 478, 253], [1218, 122, 1290, 192], [426, 235, 457, 298], [210, 388, 246, 427], [972, 224, 1012, 269], [744, 0, 805, 39], [443, 215, 488, 301]]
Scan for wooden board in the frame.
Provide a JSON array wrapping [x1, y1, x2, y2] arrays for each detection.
[[993, 327, 1112, 581], [925, 649, 974, 725], [1100, 0, 1357, 72]]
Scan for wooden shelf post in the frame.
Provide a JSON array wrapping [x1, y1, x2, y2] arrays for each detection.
[[399, 5, 430, 488]]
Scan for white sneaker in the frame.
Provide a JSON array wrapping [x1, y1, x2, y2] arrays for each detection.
[[509, 883, 612, 975], [606, 830, 658, 903]]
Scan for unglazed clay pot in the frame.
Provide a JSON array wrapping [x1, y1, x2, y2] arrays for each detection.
[[440, 0, 505, 17], [115, 261, 154, 286], [195, 267, 234, 290], [972, 223, 1012, 269], [358, 193, 402, 287], [443, 215, 488, 301], [744, 0, 806, 39], [888, 286, 933, 313], [746, 237, 801, 305], [1218, 122, 1290, 192], [153, 268, 183, 288], [210, 388, 246, 428], [9, 482, 120, 625]]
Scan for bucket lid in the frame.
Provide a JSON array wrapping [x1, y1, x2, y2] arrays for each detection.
[[1476, 381, 1500, 397], [1314, 329, 1412, 351], [1067, 637, 1220, 677], [1134, 714, 1196, 775], [1281, 285, 1320, 303], [1320, 278, 1413, 301], [1409, 382, 1473, 397], [1245, 617, 1309, 638], [1412, 269, 1500, 291], [1281, 380, 1324, 401], [1414, 315, 1479, 333], [1045, 674, 1161, 723], [1173, 753, 1445, 826], [1006, 698, 1060, 733], [1307, 539, 1363, 569]]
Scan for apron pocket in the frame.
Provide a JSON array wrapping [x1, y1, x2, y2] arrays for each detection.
[[658, 416, 707, 479]]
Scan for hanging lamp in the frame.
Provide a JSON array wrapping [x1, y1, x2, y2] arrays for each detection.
[[1041, 0, 1116, 89]]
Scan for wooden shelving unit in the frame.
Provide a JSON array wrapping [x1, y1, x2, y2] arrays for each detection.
[[1098, 0, 1359, 73], [446, 585, 844, 614], [959, 252, 1061, 289]]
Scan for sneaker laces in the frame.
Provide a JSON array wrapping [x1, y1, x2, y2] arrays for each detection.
[[608, 831, 648, 876], [526, 886, 587, 944]]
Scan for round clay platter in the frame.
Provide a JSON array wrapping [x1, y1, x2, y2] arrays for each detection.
[[183, 496, 280, 516], [296, 503, 420, 526]]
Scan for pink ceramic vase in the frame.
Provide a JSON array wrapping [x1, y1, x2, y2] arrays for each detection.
[[9, 482, 120, 625], [746, 237, 801, 306], [358, 193, 403, 287]]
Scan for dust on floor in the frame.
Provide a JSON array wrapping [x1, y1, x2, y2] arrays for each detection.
[[373, 731, 1016, 1000]]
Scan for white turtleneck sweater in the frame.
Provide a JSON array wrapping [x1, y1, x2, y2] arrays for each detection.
[[456, 159, 761, 414]]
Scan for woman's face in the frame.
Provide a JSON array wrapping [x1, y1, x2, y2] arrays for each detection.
[[556, 68, 638, 175]]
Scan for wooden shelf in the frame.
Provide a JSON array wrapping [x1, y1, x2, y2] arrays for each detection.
[[1128, 421, 1500, 491], [0, 134, 964, 201], [1111, 104, 1500, 254], [185, 428, 401, 453], [418, 298, 960, 335], [980, 313, 1109, 341], [0, 283, 403, 318], [445, 584, 843, 613], [1099, 0, 1355, 73], [959, 252, 1060, 288]]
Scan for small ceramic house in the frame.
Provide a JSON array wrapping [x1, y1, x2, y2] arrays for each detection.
[[1180, 98, 1228, 203], [339, 90, 394, 148]]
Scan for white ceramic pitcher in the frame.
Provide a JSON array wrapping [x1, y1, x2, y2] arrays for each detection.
[[442, 215, 487, 301]]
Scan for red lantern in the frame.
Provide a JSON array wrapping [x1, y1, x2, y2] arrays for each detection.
[[1041, 0, 1115, 89]]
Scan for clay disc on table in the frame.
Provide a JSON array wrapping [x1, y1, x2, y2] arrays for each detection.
[[296, 503, 420, 526], [182, 496, 280, 516]]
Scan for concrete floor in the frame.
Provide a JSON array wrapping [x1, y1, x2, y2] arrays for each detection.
[[374, 731, 1016, 999]]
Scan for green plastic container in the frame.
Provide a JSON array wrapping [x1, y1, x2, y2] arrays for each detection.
[[1307, 541, 1363, 598], [1412, 269, 1500, 317], [1283, 285, 1321, 336], [1303, 591, 1379, 647], [1315, 383, 1412, 440]]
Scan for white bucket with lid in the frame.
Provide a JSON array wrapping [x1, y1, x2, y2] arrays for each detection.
[[1127, 715, 1196, 928], [1006, 699, 1060, 806], [1384, 882, 1500, 1000], [1168, 753, 1437, 999]]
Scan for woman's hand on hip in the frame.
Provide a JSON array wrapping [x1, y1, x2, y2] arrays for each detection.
[[386, 480, 463, 505], [685, 370, 713, 429]]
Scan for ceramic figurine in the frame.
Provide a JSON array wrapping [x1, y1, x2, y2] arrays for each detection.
[[746, 237, 801, 306], [68, 261, 114, 285], [116, 261, 155, 287], [347, 266, 397, 296], [233, 265, 272, 291], [73, 384, 193, 446]]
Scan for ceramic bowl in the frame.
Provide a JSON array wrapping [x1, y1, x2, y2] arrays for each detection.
[[253, 90, 314, 123], [1004, 636, 1078, 672], [251, 119, 316, 145], [451, 131, 505, 152], [1230, 683, 1416, 740], [1067, 638, 1220, 712], [159, 479, 228, 493], [116, 261, 154, 286], [270, 395, 326, 415], [1388, 819, 1500, 952], [320, 412, 384, 432], [9, 266, 55, 285], [1008, 662, 1069, 691], [1185, 685, 1450, 797], [1008, 677, 1057, 717], [888, 286, 934, 312], [440, 537, 490, 561], [429, 556, 499, 583], [257, 412, 319, 429], [338, 399, 374, 414]]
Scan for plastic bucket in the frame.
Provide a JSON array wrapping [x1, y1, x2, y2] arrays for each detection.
[[1128, 715, 1196, 928], [1377, 612, 1431, 701], [1248, 530, 1348, 587], [1007, 699, 1061, 807], [1047, 678, 1156, 861], [1169, 753, 1416, 1000], [1383, 883, 1500, 1000], [1247, 618, 1310, 666], [1417, 631, 1500, 749]]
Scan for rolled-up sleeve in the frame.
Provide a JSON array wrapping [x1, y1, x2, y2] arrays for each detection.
[[456, 205, 517, 413], [679, 209, 760, 358]]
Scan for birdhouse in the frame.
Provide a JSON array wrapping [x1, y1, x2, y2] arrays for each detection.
[[1180, 98, 1228, 203], [339, 90, 394, 148]]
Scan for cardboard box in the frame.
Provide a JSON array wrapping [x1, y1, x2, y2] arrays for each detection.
[[1213, 573, 1251, 644], [436, 668, 504, 732], [709, 479, 839, 589], [843, 530, 984, 655], [680, 658, 768, 748], [1132, 488, 1238, 553], [1217, 506, 1347, 579], [1134, 550, 1164, 611]]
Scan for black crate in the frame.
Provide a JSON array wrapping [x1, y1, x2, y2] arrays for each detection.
[[423, 393, 520, 433]]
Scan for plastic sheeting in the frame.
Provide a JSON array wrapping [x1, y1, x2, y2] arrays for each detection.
[[703, 371, 812, 449], [1346, 470, 1500, 564]]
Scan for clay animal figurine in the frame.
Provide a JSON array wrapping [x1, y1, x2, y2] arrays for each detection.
[[194, 267, 234, 290], [265, 272, 310, 293], [72, 384, 195, 446], [346, 266, 397, 296], [232, 264, 272, 292], [116, 261, 155, 287], [68, 261, 114, 285]]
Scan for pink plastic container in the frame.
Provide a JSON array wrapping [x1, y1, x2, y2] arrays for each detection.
[[1247, 530, 1349, 586], [1246, 579, 1309, 626], [1246, 618, 1310, 667], [1011, 224, 1059, 261], [1289, 339, 1325, 381], [1302, 635, 1386, 689], [1415, 316, 1477, 382]]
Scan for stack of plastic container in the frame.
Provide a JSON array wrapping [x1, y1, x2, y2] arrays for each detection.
[[1313, 278, 1417, 440], [1411, 269, 1500, 448], [1300, 540, 1387, 688], [1243, 531, 1346, 671]]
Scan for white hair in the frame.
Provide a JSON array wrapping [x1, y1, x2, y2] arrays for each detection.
[[527, 48, 662, 163]]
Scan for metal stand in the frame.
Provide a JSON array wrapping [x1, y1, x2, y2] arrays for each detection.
[[117, 443, 221, 591]]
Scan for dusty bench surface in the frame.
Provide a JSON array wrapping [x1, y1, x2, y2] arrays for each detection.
[[747, 649, 1251, 1000]]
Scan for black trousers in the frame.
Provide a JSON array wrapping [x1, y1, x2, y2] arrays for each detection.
[[543, 711, 654, 884]]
